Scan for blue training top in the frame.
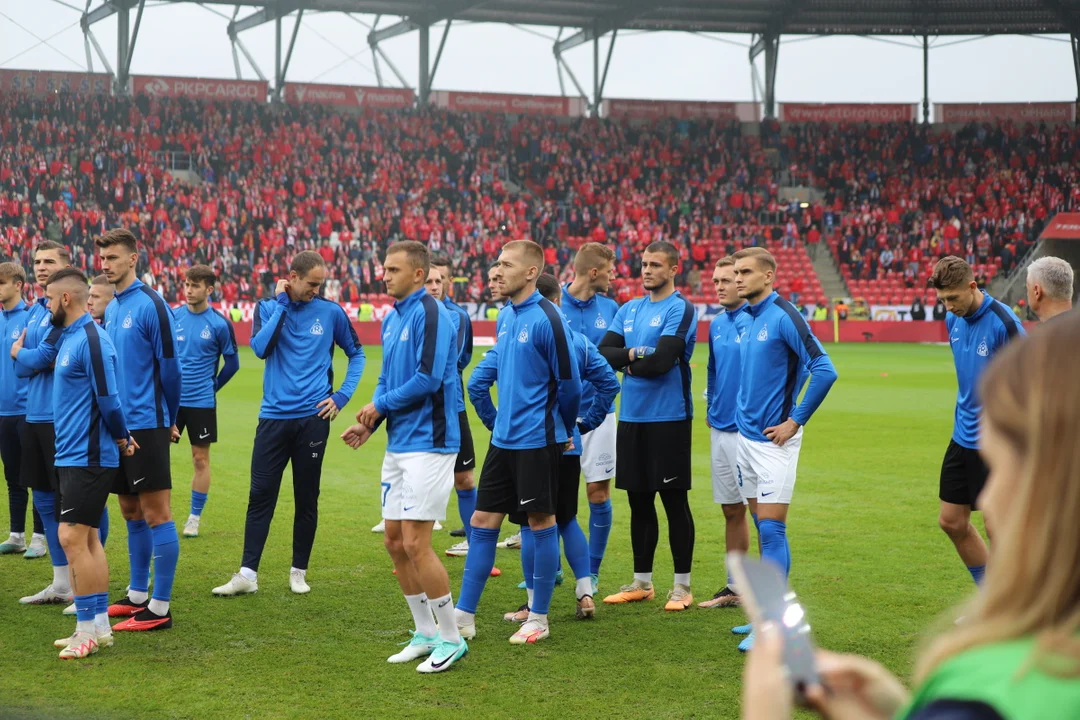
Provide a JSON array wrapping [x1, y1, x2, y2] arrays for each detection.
[[375, 287, 460, 455], [561, 285, 619, 417], [251, 293, 365, 420], [103, 279, 182, 430], [736, 291, 838, 443], [14, 298, 64, 423], [0, 300, 29, 416], [53, 314, 129, 468], [611, 291, 698, 423], [706, 305, 751, 433], [174, 305, 240, 409], [946, 292, 1025, 449]]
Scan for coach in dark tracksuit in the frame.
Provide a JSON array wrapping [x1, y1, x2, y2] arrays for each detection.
[[212, 251, 365, 597]]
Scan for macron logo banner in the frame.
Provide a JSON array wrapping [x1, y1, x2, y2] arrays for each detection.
[[0, 69, 111, 95], [432, 90, 585, 117], [934, 102, 1075, 124], [779, 103, 917, 123], [132, 76, 268, 101], [285, 83, 414, 109], [604, 99, 759, 122]]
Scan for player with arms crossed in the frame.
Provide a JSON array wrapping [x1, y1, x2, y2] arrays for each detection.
[[930, 256, 1024, 587], [213, 251, 364, 597], [13, 243, 81, 605], [342, 241, 467, 673], [457, 240, 581, 645], [46, 269, 134, 659], [730, 247, 837, 651], [560, 243, 619, 590], [698, 256, 754, 609], [0, 261, 44, 559], [428, 254, 482, 558], [171, 265, 240, 538], [598, 241, 699, 611], [97, 229, 183, 632]]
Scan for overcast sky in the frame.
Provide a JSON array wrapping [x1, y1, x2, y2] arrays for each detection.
[[1, 2, 1075, 104]]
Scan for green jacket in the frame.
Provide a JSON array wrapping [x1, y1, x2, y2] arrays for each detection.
[[901, 637, 1080, 719]]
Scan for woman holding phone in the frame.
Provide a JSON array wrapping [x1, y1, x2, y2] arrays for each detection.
[[743, 313, 1080, 720]]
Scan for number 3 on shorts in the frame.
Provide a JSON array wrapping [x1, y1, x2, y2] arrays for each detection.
[[381, 481, 391, 508]]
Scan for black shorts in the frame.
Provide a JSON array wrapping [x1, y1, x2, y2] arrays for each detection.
[[19, 422, 57, 492], [57, 466, 117, 527], [556, 454, 581, 525], [939, 439, 989, 509], [454, 410, 475, 474], [113, 428, 173, 495], [616, 419, 692, 492], [176, 406, 218, 445], [476, 443, 561, 524]]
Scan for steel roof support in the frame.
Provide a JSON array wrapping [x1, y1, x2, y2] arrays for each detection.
[[750, 30, 780, 119], [1072, 34, 1080, 115], [418, 21, 430, 105], [554, 0, 661, 55], [429, 20, 451, 89]]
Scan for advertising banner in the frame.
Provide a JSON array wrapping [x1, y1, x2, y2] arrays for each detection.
[[779, 103, 916, 123], [0, 69, 111, 95], [131, 75, 267, 101], [284, 83, 414, 109], [934, 102, 1075, 124]]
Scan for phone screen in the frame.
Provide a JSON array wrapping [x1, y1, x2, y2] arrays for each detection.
[[728, 552, 819, 692]]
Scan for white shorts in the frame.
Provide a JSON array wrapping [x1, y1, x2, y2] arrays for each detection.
[[710, 428, 745, 505], [736, 430, 803, 504], [380, 451, 456, 522], [579, 411, 616, 484]]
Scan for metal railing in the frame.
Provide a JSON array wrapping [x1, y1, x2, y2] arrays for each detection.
[[151, 151, 194, 172]]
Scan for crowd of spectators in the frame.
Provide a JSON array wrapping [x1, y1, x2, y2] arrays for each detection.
[[1, 90, 1077, 310]]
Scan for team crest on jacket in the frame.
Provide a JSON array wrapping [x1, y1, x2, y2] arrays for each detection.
[[60, 352, 70, 367], [400, 326, 409, 342], [40, 315, 49, 327], [200, 326, 212, 340], [735, 332, 743, 344], [594, 315, 607, 329], [10, 328, 18, 339], [310, 319, 324, 336], [518, 326, 529, 343], [122, 312, 133, 329], [976, 340, 989, 357], [757, 324, 768, 341], [650, 315, 662, 327]]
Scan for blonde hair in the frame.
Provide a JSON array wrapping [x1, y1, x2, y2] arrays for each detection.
[[731, 247, 776, 273], [574, 243, 615, 273], [915, 314, 1080, 683]]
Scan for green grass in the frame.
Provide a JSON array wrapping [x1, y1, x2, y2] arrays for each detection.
[[0, 343, 980, 720]]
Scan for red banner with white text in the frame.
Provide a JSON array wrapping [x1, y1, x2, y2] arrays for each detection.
[[284, 83, 414, 109], [0, 69, 112, 95], [934, 102, 1075, 124], [603, 98, 759, 122], [431, 90, 585, 117], [779, 103, 917, 123], [1040, 213, 1080, 241], [131, 75, 267, 101]]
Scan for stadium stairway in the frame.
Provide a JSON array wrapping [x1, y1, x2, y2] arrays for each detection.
[[811, 244, 849, 302]]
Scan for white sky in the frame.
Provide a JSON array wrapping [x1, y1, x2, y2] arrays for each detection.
[[1, 2, 1075, 104]]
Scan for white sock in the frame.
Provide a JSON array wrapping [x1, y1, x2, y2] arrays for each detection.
[[239, 566, 257, 582], [575, 577, 592, 600], [147, 598, 169, 616], [454, 608, 475, 627], [10, 532, 24, 541], [31, 533, 45, 541], [527, 611, 548, 626], [633, 572, 653, 586], [526, 587, 534, 608], [53, 565, 72, 594], [430, 593, 462, 644], [405, 593, 437, 637], [76, 619, 95, 634], [95, 612, 110, 632], [674, 573, 691, 588], [127, 589, 149, 604], [290, 566, 306, 576]]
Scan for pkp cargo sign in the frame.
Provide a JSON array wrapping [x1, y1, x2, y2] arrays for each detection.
[[131, 76, 268, 101]]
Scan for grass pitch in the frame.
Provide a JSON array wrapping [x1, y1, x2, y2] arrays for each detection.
[[0, 343, 980, 719]]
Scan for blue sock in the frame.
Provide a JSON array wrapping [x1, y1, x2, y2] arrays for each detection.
[[968, 564, 986, 586], [558, 518, 591, 580], [588, 500, 612, 575], [150, 521, 180, 602], [95, 591, 108, 618], [98, 505, 109, 547], [758, 519, 791, 581], [456, 488, 476, 544], [530, 525, 560, 615], [456, 527, 499, 613], [126, 519, 152, 594], [75, 594, 96, 623], [32, 490, 67, 567], [190, 491, 208, 518], [520, 527, 535, 590]]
